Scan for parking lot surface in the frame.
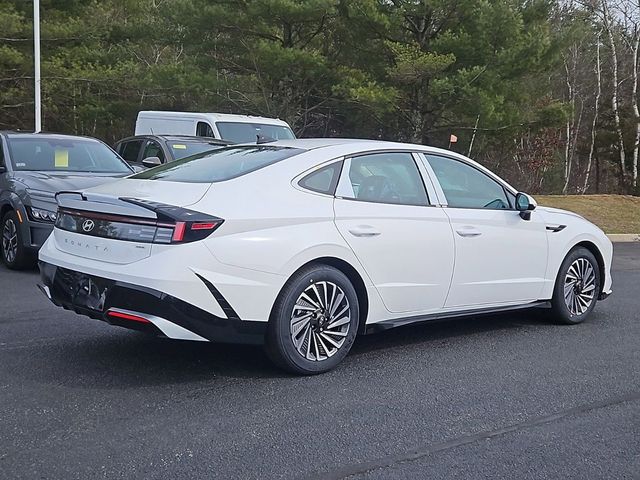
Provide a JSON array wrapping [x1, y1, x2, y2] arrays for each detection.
[[1, 244, 638, 479]]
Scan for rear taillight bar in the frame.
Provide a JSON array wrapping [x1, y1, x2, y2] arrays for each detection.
[[55, 200, 223, 245]]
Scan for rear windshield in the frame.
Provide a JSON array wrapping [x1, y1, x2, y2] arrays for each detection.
[[7, 136, 132, 174], [130, 145, 303, 183], [166, 141, 226, 160], [215, 122, 295, 143]]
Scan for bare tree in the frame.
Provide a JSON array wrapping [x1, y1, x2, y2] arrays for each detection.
[[583, 33, 603, 192], [602, 0, 628, 187]]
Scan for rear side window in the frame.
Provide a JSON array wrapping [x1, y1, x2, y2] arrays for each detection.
[[298, 162, 342, 195], [130, 146, 303, 183], [196, 122, 214, 137], [338, 152, 429, 206], [119, 140, 143, 163]]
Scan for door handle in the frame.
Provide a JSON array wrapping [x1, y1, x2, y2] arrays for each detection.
[[348, 226, 381, 237], [455, 227, 482, 238]]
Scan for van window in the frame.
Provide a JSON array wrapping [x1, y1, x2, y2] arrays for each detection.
[[196, 122, 215, 137]]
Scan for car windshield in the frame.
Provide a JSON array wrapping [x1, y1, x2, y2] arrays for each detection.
[[166, 141, 226, 160], [215, 122, 295, 143], [7, 136, 132, 173], [130, 145, 303, 183]]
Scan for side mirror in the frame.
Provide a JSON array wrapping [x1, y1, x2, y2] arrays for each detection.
[[515, 192, 537, 220], [142, 156, 162, 168], [0, 165, 6, 173]]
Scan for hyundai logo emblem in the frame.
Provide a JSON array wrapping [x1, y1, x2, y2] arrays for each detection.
[[82, 219, 95, 232]]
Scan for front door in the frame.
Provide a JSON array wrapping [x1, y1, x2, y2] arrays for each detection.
[[424, 154, 548, 308], [333, 152, 455, 314]]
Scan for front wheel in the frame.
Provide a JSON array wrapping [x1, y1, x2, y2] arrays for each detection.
[[1, 211, 33, 270], [265, 264, 359, 375], [550, 247, 601, 325]]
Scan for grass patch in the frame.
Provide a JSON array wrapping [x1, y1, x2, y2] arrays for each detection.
[[536, 195, 640, 234]]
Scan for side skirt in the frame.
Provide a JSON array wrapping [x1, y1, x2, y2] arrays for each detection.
[[364, 300, 551, 335]]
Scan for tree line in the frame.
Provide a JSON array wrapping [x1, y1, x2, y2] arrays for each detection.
[[1, 0, 639, 194]]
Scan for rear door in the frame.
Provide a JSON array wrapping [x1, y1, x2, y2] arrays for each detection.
[[422, 154, 548, 308], [333, 151, 455, 314]]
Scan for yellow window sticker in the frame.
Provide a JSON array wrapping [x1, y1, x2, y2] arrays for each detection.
[[172, 144, 187, 150], [54, 149, 69, 168]]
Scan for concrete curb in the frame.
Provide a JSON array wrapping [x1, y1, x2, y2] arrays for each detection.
[[607, 234, 640, 243]]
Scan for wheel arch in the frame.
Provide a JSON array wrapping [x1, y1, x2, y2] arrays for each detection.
[[569, 241, 606, 296], [274, 256, 370, 335], [556, 240, 607, 296]]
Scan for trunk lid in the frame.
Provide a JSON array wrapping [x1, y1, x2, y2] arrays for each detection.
[[51, 179, 217, 264]]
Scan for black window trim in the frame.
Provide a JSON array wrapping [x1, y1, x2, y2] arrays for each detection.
[[336, 149, 433, 207], [422, 152, 518, 211], [296, 159, 344, 196]]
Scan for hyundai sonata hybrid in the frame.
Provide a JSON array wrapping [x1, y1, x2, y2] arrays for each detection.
[[38, 139, 613, 374]]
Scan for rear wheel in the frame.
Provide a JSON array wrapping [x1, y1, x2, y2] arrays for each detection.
[[1, 211, 33, 270], [265, 264, 359, 375], [550, 247, 600, 325]]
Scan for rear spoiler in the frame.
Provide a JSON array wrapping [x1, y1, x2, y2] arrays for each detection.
[[55, 191, 157, 219]]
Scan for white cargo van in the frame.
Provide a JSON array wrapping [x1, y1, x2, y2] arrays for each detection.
[[134, 111, 296, 143]]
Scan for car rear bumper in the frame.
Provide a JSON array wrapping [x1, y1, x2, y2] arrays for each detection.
[[38, 261, 267, 344]]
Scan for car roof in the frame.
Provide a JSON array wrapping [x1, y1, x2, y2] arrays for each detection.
[[1, 131, 103, 142], [137, 111, 291, 127]]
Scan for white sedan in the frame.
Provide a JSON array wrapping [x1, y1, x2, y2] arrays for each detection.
[[38, 139, 613, 374]]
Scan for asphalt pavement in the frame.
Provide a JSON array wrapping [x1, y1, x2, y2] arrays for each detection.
[[0, 244, 638, 479]]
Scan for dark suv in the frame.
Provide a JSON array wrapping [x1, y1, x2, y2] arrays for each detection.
[[0, 132, 134, 269], [115, 135, 230, 167]]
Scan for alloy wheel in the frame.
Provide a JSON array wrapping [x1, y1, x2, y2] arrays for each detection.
[[290, 281, 351, 361], [2, 218, 18, 264], [564, 257, 596, 316]]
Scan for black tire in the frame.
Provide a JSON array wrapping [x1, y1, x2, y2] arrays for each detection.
[[550, 247, 601, 325], [265, 264, 359, 375], [1, 210, 34, 270]]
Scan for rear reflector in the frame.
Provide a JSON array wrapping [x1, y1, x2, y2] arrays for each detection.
[[107, 310, 151, 324]]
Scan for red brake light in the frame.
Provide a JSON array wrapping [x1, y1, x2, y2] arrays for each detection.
[[172, 222, 186, 242], [191, 222, 219, 230]]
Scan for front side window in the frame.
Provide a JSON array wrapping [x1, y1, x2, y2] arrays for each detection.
[[298, 162, 342, 195], [130, 145, 303, 183], [216, 122, 295, 143], [338, 152, 429, 206], [142, 141, 165, 163], [7, 136, 132, 173], [426, 155, 510, 209]]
